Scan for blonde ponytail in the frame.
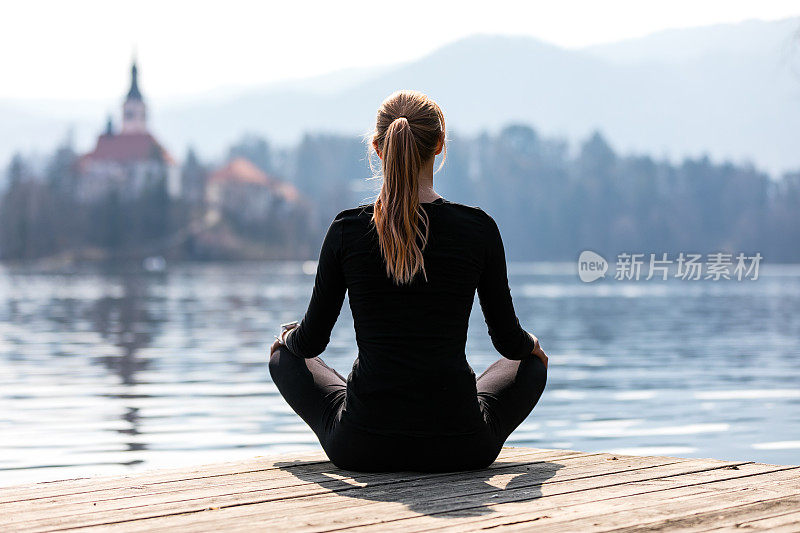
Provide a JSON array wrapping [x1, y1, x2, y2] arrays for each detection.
[[371, 91, 446, 285]]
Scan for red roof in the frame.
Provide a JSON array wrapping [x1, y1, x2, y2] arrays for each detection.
[[80, 132, 174, 165], [209, 158, 274, 186], [209, 158, 304, 203]]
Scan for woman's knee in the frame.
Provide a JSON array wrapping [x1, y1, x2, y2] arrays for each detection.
[[268, 345, 297, 382], [528, 356, 548, 390]]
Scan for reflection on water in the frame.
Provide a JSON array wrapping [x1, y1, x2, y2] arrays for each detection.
[[0, 262, 798, 485]]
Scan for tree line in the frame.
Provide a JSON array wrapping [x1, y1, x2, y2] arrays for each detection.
[[1, 124, 798, 263]]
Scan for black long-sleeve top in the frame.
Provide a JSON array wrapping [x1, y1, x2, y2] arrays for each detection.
[[285, 198, 535, 436]]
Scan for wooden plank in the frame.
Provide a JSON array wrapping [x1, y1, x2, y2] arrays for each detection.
[[0, 450, 328, 504], [116, 461, 787, 533], [0, 447, 564, 505], [716, 509, 800, 532], [608, 494, 800, 533], [442, 467, 800, 532], [61, 456, 734, 532], [1, 449, 595, 531], [2, 448, 797, 533], [0, 448, 581, 518], [276, 463, 792, 533], [4, 452, 664, 532]]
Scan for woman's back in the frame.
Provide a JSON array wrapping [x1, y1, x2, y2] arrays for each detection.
[[286, 198, 536, 436]]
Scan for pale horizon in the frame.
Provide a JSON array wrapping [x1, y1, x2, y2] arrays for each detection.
[[3, 0, 799, 102]]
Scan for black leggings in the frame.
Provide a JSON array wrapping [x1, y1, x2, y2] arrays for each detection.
[[269, 347, 547, 472]]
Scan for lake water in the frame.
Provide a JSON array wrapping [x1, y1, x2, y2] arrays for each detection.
[[1, 262, 798, 486]]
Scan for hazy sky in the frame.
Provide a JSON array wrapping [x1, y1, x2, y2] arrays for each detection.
[[3, 0, 799, 101]]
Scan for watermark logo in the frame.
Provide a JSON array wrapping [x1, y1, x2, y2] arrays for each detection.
[[578, 250, 608, 282], [577, 251, 762, 282]]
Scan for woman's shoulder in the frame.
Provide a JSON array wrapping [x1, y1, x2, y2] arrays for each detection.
[[333, 204, 374, 223], [429, 200, 498, 232], [326, 206, 374, 237], [436, 199, 491, 218]]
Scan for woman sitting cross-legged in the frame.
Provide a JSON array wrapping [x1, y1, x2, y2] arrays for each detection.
[[269, 90, 548, 472]]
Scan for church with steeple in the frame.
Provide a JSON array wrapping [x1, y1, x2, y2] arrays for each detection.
[[77, 60, 179, 201]]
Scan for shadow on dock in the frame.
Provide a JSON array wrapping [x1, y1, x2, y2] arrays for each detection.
[[275, 460, 564, 518]]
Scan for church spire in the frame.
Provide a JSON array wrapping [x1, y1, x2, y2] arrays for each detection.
[[126, 60, 142, 101], [121, 59, 147, 134]]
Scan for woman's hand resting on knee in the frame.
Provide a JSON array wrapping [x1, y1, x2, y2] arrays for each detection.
[[529, 333, 548, 368], [270, 322, 299, 356]]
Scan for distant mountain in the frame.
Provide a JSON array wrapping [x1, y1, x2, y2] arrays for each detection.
[[2, 17, 799, 176], [584, 17, 800, 66], [580, 17, 800, 175]]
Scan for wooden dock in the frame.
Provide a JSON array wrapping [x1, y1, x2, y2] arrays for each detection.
[[1, 447, 798, 532]]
